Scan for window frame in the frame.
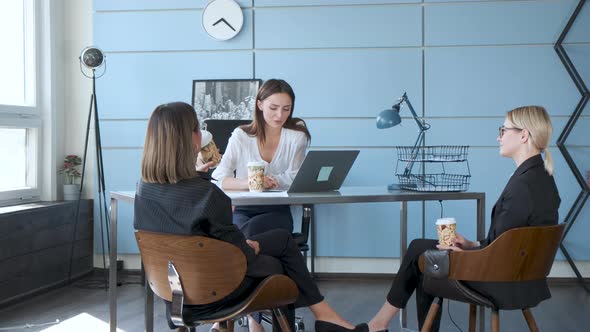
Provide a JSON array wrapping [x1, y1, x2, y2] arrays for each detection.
[[0, 0, 43, 206]]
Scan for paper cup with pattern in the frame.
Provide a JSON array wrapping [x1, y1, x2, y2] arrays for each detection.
[[436, 218, 457, 247], [247, 161, 265, 192]]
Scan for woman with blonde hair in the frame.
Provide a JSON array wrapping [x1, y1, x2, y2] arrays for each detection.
[[367, 105, 561, 332], [134, 102, 366, 332]]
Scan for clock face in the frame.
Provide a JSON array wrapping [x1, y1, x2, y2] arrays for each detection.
[[202, 0, 244, 41]]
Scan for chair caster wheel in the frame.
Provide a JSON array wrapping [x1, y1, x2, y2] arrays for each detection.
[[295, 319, 305, 332], [237, 316, 249, 327]]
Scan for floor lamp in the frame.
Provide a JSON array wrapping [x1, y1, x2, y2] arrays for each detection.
[[67, 47, 111, 287]]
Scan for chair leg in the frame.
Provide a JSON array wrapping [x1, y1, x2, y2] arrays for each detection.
[[420, 298, 443, 332], [469, 304, 476, 332], [522, 309, 539, 332], [491, 309, 499, 332], [272, 308, 292, 332], [219, 320, 235, 332]]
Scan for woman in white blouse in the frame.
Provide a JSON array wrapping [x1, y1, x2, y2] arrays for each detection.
[[211, 79, 311, 332], [212, 79, 310, 235]]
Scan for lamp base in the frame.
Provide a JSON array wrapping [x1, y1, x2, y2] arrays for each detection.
[[387, 183, 403, 190]]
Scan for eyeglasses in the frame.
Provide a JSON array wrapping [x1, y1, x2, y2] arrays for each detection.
[[498, 125, 523, 138]]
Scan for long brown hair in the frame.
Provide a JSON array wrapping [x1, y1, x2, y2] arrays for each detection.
[[507, 105, 554, 175], [141, 102, 199, 184], [240, 79, 311, 145]]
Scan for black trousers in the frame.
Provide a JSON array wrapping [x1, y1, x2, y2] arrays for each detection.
[[386, 239, 442, 332], [168, 229, 322, 330], [233, 205, 293, 237]]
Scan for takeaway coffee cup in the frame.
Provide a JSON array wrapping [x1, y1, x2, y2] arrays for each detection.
[[436, 218, 457, 247], [247, 161, 265, 192]]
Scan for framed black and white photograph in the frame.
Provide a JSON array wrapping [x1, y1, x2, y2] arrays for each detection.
[[192, 79, 261, 121]]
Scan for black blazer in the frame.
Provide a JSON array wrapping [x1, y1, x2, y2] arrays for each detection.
[[133, 174, 257, 264], [467, 154, 561, 309], [480, 154, 560, 247]]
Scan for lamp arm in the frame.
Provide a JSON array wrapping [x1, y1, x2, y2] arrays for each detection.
[[404, 130, 426, 176], [402, 94, 429, 132]]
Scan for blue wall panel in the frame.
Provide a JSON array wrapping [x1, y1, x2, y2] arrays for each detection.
[[564, 45, 590, 85], [315, 201, 424, 257], [426, 117, 576, 147], [256, 0, 417, 6], [97, 52, 253, 119], [94, 1, 590, 260], [255, 6, 421, 48], [425, 46, 579, 117], [565, 1, 590, 43], [95, 10, 253, 52], [425, 1, 575, 46], [101, 121, 146, 148], [98, 116, 587, 150], [256, 49, 422, 118], [96, 0, 252, 11]]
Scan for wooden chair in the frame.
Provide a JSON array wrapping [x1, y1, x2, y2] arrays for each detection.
[[135, 230, 299, 332], [419, 224, 565, 332]]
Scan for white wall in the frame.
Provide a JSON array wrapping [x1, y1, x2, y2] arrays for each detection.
[[61, 0, 94, 198]]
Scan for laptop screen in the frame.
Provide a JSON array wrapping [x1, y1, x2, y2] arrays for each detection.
[[288, 150, 359, 193]]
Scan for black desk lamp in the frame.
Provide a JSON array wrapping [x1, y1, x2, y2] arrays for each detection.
[[376, 92, 431, 189]]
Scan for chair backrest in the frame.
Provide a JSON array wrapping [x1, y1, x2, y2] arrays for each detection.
[[135, 230, 247, 305], [449, 224, 564, 282], [203, 119, 251, 154]]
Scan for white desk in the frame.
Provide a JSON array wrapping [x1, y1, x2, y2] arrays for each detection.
[[109, 187, 486, 332]]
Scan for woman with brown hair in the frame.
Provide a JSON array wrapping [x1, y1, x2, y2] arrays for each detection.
[[134, 102, 365, 332], [212, 79, 310, 238], [367, 106, 561, 332]]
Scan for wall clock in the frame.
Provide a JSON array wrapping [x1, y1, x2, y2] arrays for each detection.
[[202, 0, 244, 41]]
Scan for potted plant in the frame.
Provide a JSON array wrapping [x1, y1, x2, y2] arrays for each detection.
[[59, 155, 82, 201]]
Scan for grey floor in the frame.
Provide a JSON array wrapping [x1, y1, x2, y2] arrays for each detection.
[[0, 272, 589, 332]]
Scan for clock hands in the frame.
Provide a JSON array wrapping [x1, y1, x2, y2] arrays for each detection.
[[212, 18, 236, 31]]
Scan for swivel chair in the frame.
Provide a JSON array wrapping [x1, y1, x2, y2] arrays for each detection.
[[135, 230, 299, 332], [419, 224, 564, 332]]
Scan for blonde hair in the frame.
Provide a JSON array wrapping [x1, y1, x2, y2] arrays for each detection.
[[141, 102, 199, 183], [506, 106, 554, 175]]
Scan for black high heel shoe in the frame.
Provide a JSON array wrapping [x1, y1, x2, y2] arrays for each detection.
[[315, 321, 369, 332]]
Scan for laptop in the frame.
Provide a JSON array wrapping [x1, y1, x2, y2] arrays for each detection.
[[287, 150, 359, 193]]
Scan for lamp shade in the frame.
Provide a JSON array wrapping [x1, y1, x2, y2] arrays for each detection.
[[80, 47, 105, 69], [376, 104, 401, 129]]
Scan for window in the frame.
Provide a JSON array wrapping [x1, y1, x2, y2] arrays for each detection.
[[0, 0, 41, 205]]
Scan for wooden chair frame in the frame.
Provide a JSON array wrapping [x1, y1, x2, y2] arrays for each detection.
[[419, 224, 565, 332], [135, 231, 299, 331]]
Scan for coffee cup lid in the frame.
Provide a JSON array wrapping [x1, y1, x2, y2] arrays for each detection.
[[200, 130, 212, 147], [436, 218, 456, 225]]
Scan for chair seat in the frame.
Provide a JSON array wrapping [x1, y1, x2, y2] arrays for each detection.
[[423, 276, 496, 309], [183, 274, 298, 325]]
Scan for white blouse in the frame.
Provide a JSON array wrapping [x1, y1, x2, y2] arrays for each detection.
[[212, 127, 308, 190]]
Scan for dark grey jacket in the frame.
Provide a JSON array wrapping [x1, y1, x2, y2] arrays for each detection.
[[133, 174, 256, 264]]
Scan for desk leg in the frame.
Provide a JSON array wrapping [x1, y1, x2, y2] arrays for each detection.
[[400, 201, 408, 330], [109, 198, 118, 332], [477, 197, 486, 332], [143, 261, 154, 332], [308, 205, 316, 278]]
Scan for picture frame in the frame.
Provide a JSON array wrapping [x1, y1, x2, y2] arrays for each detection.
[[192, 79, 261, 122]]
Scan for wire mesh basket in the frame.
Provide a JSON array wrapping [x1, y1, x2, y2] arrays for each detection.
[[395, 145, 469, 162], [394, 146, 471, 192]]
